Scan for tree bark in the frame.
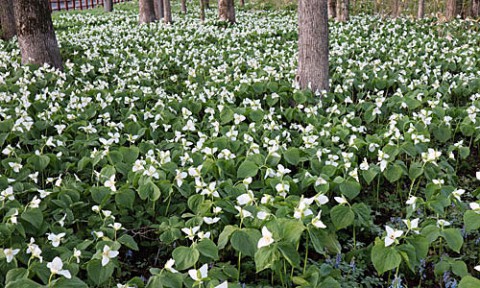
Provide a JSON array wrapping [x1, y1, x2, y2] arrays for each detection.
[[139, 0, 156, 24], [204, 0, 210, 9], [181, 0, 187, 14], [473, 0, 480, 17], [336, 0, 349, 21], [13, 0, 62, 69], [218, 0, 235, 23], [0, 0, 16, 40], [445, 0, 457, 20], [328, 0, 336, 18], [392, 0, 400, 17], [228, 0, 236, 23], [104, 0, 113, 12], [164, 0, 172, 24], [297, 0, 329, 93], [154, 0, 164, 20], [240, 0, 245, 7], [417, 0, 425, 18], [200, 0, 205, 21]]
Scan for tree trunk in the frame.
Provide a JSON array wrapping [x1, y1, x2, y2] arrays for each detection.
[[139, 0, 156, 24], [240, 0, 245, 7], [13, 0, 62, 69], [336, 0, 349, 21], [392, 0, 400, 17], [154, 0, 164, 20], [417, 0, 425, 18], [328, 0, 336, 18], [164, 0, 172, 24], [104, 0, 113, 12], [228, 0, 236, 23], [445, 0, 457, 20], [204, 0, 210, 9], [181, 0, 187, 14], [200, 0, 205, 21], [219, 0, 235, 23], [297, 0, 329, 92], [473, 0, 480, 17], [0, 0, 16, 40]]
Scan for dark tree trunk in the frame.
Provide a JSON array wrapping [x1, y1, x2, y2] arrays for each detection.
[[417, 0, 425, 18], [104, 0, 113, 12], [164, 0, 172, 24], [154, 0, 164, 19], [139, 0, 156, 24], [336, 0, 349, 21], [446, 0, 457, 20], [204, 0, 210, 9], [13, 0, 62, 69], [219, 0, 235, 23], [0, 0, 16, 40], [328, 0, 336, 19], [181, 0, 187, 14], [200, 0, 205, 21], [297, 0, 329, 92], [473, 0, 480, 17], [228, 0, 236, 22]]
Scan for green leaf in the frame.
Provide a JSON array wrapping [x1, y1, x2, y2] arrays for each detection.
[[384, 164, 403, 183], [441, 228, 464, 253], [53, 277, 88, 288], [254, 245, 278, 272], [120, 146, 139, 163], [21, 208, 43, 229], [138, 181, 161, 201], [284, 147, 300, 165], [459, 276, 480, 288], [276, 218, 305, 244], [451, 260, 469, 277], [5, 268, 29, 283], [90, 186, 111, 204], [231, 229, 260, 257], [117, 234, 139, 251], [172, 246, 199, 270], [196, 238, 219, 260], [371, 240, 402, 275], [308, 228, 341, 255], [115, 189, 135, 210], [237, 160, 259, 179], [27, 154, 50, 171], [87, 260, 114, 285], [362, 168, 378, 185], [432, 124, 451, 142], [464, 210, 480, 232], [330, 205, 354, 230], [277, 242, 300, 267], [408, 162, 424, 180], [218, 225, 237, 250], [320, 277, 341, 288], [5, 279, 43, 288], [339, 180, 361, 200]]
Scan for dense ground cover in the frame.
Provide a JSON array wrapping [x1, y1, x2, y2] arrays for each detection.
[[1, 2, 480, 287]]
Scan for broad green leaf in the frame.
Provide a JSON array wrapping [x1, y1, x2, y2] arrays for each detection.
[[231, 229, 260, 257], [371, 240, 401, 275], [53, 277, 88, 288], [330, 205, 354, 230], [172, 246, 199, 270], [464, 210, 480, 232], [5, 268, 29, 283], [362, 168, 378, 185], [408, 162, 424, 180], [218, 225, 237, 250], [5, 279, 43, 288], [284, 147, 300, 165], [254, 245, 278, 272], [117, 234, 139, 251], [451, 260, 469, 277], [27, 154, 50, 171], [115, 189, 135, 210], [237, 160, 259, 179], [308, 228, 341, 255], [384, 164, 403, 183], [196, 238, 219, 260], [432, 124, 451, 142], [277, 242, 300, 267], [87, 260, 114, 285], [459, 276, 480, 288], [21, 208, 43, 229], [120, 146, 139, 163], [138, 181, 161, 201], [339, 180, 361, 200], [441, 228, 463, 253]]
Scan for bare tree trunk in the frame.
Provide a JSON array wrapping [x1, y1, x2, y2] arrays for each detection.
[[392, 0, 400, 17], [417, 0, 425, 18], [0, 0, 16, 40], [228, 0, 236, 23], [104, 0, 113, 12], [328, 0, 336, 18], [446, 0, 457, 20], [240, 0, 245, 7], [219, 0, 235, 23], [204, 0, 210, 9], [164, 0, 172, 24], [13, 0, 62, 69], [297, 0, 329, 93], [139, 0, 156, 24], [200, 0, 205, 21], [473, 0, 480, 17], [336, 0, 349, 21], [181, 0, 187, 14], [154, 0, 164, 19]]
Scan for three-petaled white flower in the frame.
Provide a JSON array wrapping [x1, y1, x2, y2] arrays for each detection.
[[3, 248, 20, 263], [311, 211, 327, 229], [47, 257, 71, 279], [257, 226, 274, 249], [47, 232, 66, 247], [385, 226, 403, 247], [181, 226, 200, 241], [104, 175, 116, 192], [403, 218, 420, 234], [165, 258, 178, 273], [188, 263, 208, 283], [101, 245, 119, 266]]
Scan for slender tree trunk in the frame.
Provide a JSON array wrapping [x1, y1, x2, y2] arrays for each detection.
[[297, 0, 329, 93], [392, 0, 400, 17], [154, 0, 164, 20], [219, 0, 235, 23], [104, 0, 113, 12], [328, 0, 336, 18], [473, 0, 480, 17], [240, 0, 245, 7], [0, 0, 16, 40], [204, 0, 210, 9], [181, 0, 187, 14], [200, 0, 205, 21], [164, 0, 172, 24], [228, 0, 236, 23], [417, 0, 425, 18], [446, 0, 457, 20], [139, 0, 156, 24], [336, 0, 349, 21], [13, 0, 62, 69]]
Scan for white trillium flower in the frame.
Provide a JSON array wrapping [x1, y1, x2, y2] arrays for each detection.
[[188, 263, 208, 283], [334, 195, 348, 205], [436, 219, 451, 228], [469, 202, 480, 214], [385, 226, 403, 247], [311, 211, 327, 229], [403, 218, 420, 234], [313, 193, 329, 206], [203, 216, 221, 224], [3, 248, 20, 263], [47, 257, 71, 279], [475, 265, 480, 272], [47, 232, 66, 247], [181, 226, 200, 241], [237, 190, 255, 206], [476, 171, 480, 180], [215, 281, 228, 288], [165, 258, 178, 273], [101, 245, 119, 266], [73, 248, 81, 263], [451, 189, 465, 202], [257, 226, 274, 249], [104, 175, 116, 192]]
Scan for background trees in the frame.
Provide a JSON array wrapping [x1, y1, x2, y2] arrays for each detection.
[[0, 0, 16, 40], [139, 0, 156, 24]]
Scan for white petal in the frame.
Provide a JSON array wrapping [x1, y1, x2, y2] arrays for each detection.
[[199, 263, 208, 278], [58, 269, 72, 279], [385, 237, 394, 247], [102, 256, 110, 266], [188, 268, 199, 281]]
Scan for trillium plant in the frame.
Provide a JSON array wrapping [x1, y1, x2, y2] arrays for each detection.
[[0, 1, 480, 288]]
